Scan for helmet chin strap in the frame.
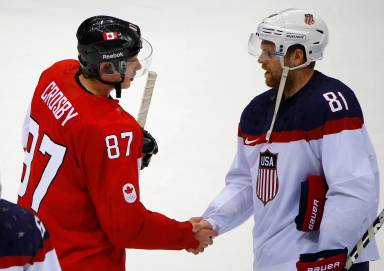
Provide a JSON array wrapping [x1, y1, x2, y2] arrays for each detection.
[[265, 58, 311, 142], [97, 74, 125, 98], [114, 83, 122, 98]]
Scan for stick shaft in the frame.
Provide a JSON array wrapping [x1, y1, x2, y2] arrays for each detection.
[[137, 71, 157, 128], [345, 208, 384, 270]]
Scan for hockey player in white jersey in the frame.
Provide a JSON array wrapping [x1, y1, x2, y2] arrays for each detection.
[[193, 9, 380, 271], [0, 171, 62, 270]]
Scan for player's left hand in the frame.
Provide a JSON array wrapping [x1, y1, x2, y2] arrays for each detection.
[[141, 129, 158, 169]]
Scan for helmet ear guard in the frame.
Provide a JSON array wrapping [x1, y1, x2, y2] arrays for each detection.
[[78, 53, 99, 79]]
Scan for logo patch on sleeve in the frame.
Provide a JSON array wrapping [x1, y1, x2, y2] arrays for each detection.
[[122, 183, 137, 203]]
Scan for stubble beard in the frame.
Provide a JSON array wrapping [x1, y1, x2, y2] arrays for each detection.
[[265, 71, 294, 93], [265, 70, 282, 89]]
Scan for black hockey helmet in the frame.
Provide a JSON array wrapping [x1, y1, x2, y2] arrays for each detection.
[[76, 15, 148, 97]]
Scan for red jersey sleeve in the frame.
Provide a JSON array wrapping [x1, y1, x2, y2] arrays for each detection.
[[77, 119, 198, 250]]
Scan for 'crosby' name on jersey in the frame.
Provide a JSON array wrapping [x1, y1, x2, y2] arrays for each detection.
[[40, 81, 78, 127]]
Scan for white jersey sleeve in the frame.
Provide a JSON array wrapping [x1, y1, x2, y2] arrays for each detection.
[[24, 250, 62, 271], [203, 137, 254, 234], [1, 250, 62, 271], [314, 125, 380, 258]]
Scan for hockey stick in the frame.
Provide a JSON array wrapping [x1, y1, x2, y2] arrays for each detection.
[[345, 208, 384, 270], [137, 71, 157, 128]]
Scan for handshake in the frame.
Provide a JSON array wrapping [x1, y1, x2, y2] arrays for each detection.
[[187, 217, 218, 255]]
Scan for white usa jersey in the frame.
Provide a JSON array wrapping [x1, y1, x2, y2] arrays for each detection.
[[0, 199, 62, 271], [203, 70, 380, 271]]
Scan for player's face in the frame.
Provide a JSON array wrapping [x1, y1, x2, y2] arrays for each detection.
[[121, 56, 142, 89], [99, 55, 142, 89], [258, 41, 282, 89]]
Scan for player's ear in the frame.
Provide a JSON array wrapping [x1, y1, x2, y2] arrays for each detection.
[[285, 44, 306, 67], [294, 48, 306, 65]]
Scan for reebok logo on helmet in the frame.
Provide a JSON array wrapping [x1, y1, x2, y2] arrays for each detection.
[[102, 52, 124, 60]]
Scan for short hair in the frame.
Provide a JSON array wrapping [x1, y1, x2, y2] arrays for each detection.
[[287, 44, 316, 69]]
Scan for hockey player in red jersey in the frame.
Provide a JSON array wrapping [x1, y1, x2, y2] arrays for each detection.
[[192, 9, 379, 271], [0, 171, 62, 270], [17, 16, 216, 271]]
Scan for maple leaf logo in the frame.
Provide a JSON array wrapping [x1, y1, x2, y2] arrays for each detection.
[[125, 186, 133, 194], [122, 183, 137, 203]]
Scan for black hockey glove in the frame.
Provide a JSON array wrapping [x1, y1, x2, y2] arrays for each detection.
[[141, 129, 158, 169]]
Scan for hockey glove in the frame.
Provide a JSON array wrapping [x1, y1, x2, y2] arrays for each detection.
[[296, 248, 348, 271], [141, 129, 158, 169], [295, 176, 328, 231]]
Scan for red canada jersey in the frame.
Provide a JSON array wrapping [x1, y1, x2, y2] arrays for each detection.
[[17, 59, 198, 271]]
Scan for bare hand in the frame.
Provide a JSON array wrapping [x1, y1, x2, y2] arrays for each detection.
[[186, 217, 218, 255]]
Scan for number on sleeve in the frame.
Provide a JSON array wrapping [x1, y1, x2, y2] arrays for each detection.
[[34, 216, 46, 238], [323, 91, 349, 112], [337, 91, 349, 110], [105, 132, 134, 159], [105, 135, 121, 159], [121, 132, 133, 156]]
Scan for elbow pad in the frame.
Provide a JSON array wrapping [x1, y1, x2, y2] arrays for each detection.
[[295, 176, 328, 232]]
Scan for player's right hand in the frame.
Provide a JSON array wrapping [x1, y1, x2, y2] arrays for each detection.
[[141, 129, 158, 169]]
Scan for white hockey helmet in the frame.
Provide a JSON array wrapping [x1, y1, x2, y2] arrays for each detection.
[[249, 8, 328, 65]]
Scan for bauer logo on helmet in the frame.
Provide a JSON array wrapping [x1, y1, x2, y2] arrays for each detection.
[[286, 33, 306, 39]]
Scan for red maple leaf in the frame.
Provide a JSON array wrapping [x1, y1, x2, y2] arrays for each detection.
[[125, 186, 133, 194]]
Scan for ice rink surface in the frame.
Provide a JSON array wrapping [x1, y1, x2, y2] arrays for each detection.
[[1, 0, 384, 270]]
